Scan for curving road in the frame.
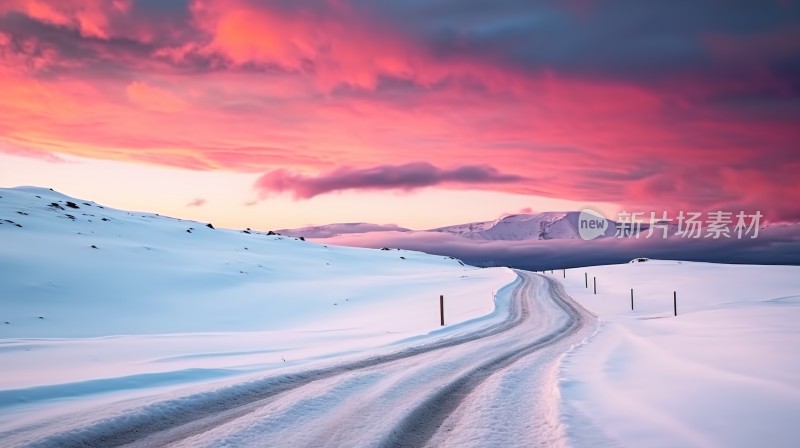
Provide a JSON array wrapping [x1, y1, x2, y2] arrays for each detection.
[[28, 271, 596, 448]]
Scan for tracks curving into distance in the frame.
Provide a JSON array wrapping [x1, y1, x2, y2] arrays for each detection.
[[381, 272, 591, 447], [27, 271, 596, 448]]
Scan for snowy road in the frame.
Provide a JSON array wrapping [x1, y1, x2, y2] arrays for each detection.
[[25, 271, 596, 448]]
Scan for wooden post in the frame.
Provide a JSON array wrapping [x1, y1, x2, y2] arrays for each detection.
[[585, 272, 588, 288], [673, 291, 677, 316], [631, 288, 634, 310], [440, 295, 445, 326], [593, 277, 597, 295], [563, 269, 566, 278]]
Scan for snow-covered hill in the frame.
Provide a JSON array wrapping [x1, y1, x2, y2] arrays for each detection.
[[0, 186, 515, 422], [0, 187, 514, 338]]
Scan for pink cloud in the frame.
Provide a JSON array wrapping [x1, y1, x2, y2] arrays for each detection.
[[186, 0, 525, 92], [0, 0, 797, 222], [126, 81, 186, 113], [186, 198, 206, 207], [0, 0, 131, 39], [0, 144, 67, 163]]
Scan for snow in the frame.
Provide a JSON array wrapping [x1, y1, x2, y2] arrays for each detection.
[[552, 260, 800, 447], [0, 186, 515, 443], [18, 271, 588, 448], [430, 219, 497, 237], [430, 212, 589, 240], [4, 185, 798, 446]]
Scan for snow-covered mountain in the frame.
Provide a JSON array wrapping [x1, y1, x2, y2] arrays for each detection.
[[282, 212, 661, 242], [431, 212, 607, 240], [279, 212, 605, 241], [283, 211, 785, 243]]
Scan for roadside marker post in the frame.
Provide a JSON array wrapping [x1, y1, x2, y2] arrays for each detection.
[[440, 295, 445, 326], [673, 291, 677, 316]]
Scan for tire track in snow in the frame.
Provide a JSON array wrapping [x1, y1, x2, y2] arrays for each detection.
[[25, 274, 532, 447], [380, 273, 589, 447]]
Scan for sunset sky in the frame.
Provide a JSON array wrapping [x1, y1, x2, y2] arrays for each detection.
[[1, 0, 798, 230]]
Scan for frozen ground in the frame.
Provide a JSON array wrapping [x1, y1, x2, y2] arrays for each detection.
[[552, 260, 800, 448]]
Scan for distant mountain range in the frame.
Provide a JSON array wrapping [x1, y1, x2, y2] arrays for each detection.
[[430, 212, 612, 240], [278, 212, 800, 270], [278, 212, 595, 240], [279, 211, 684, 241]]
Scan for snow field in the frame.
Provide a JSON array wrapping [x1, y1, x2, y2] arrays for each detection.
[[550, 260, 800, 447]]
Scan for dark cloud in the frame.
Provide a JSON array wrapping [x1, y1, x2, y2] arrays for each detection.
[[364, 0, 800, 103], [5, 1, 800, 100], [0, 6, 255, 77], [255, 162, 526, 199], [0, 12, 164, 77]]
